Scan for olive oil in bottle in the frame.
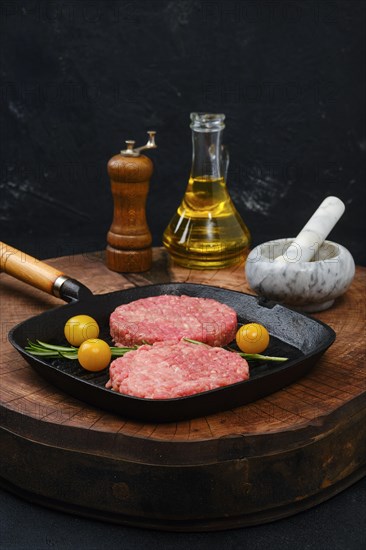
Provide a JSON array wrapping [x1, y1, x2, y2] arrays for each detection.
[[163, 113, 251, 269]]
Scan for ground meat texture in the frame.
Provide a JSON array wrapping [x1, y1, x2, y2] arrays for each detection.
[[110, 294, 237, 347], [106, 341, 250, 399]]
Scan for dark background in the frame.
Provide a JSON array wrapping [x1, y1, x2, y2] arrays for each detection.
[[0, 2, 366, 548], [1, 0, 365, 264]]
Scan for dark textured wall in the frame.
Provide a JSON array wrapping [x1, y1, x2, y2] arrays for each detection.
[[1, 0, 365, 264]]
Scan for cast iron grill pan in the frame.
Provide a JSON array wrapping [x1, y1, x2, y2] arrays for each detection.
[[2, 243, 336, 422]]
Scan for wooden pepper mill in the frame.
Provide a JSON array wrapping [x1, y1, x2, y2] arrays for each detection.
[[106, 131, 157, 272]]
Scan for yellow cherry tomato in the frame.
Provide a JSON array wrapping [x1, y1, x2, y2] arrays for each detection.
[[77, 339, 112, 371], [64, 315, 100, 347], [235, 323, 270, 354]]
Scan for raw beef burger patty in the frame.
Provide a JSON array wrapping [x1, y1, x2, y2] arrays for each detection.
[[106, 340, 249, 399], [110, 294, 237, 347]]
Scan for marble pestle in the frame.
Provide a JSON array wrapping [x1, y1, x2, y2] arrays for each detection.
[[275, 196, 345, 263]]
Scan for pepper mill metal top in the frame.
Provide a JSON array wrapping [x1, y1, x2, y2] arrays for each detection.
[[120, 131, 157, 157]]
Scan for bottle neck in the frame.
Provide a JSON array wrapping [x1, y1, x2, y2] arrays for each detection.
[[191, 129, 225, 180], [189, 113, 227, 181]]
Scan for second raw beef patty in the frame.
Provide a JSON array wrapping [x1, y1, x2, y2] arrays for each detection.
[[110, 294, 237, 347], [106, 340, 250, 399]]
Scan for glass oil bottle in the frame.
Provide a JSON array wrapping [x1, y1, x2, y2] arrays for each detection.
[[163, 113, 251, 269]]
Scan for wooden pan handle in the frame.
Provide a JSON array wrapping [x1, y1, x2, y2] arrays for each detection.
[[0, 242, 67, 297]]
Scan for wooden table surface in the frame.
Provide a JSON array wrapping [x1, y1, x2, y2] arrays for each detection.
[[1, 248, 365, 531]]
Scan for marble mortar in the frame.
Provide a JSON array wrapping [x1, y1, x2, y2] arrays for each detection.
[[245, 238, 355, 312]]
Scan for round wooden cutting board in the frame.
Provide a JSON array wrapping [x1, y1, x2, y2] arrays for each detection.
[[1, 248, 365, 531]]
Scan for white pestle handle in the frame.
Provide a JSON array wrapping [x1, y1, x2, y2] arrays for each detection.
[[275, 196, 345, 262]]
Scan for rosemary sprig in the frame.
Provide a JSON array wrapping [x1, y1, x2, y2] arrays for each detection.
[[25, 338, 288, 363], [25, 340, 137, 359], [183, 338, 288, 363], [235, 350, 288, 363]]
